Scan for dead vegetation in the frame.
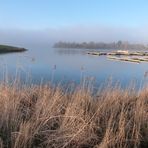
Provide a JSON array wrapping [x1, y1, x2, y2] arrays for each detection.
[[0, 82, 147, 148]]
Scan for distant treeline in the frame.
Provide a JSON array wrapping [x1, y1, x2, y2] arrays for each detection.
[[54, 41, 148, 50]]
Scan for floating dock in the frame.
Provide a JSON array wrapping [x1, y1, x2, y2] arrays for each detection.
[[107, 56, 140, 63], [87, 50, 148, 63]]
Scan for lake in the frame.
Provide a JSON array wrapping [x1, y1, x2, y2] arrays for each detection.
[[0, 46, 148, 89]]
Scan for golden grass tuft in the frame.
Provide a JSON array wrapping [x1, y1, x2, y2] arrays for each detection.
[[0, 82, 147, 148]]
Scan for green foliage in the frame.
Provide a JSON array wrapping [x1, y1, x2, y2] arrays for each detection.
[[0, 45, 27, 53]]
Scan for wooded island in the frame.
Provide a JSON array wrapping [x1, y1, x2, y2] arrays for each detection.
[[54, 41, 148, 50]]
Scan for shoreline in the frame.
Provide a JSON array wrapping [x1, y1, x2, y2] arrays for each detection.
[[0, 45, 27, 54]]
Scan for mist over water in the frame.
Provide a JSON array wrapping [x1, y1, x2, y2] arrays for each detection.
[[0, 46, 147, 89], [0, 25, 148, 89], [0, 25, 148, 48]]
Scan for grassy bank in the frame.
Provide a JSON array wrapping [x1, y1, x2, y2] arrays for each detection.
[[0, 45, 27, 53], [0, 83, 147, 148]]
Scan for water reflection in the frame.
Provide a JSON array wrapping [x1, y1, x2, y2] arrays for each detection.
[[0, 47, 147, 89], [55, 48, 87, 55]]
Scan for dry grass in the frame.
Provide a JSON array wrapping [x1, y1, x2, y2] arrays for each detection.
[[0, 82, 147, 148]]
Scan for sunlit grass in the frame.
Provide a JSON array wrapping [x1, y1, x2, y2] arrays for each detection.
[[0, 79, 147, 148]]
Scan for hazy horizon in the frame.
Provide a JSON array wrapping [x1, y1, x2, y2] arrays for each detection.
[[0, 0, 148, 47]]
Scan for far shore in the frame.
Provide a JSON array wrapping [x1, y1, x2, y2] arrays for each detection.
[[0, 45, 27, 54], [53, 41, 148, 50]]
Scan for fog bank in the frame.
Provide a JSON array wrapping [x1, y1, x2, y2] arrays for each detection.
[[0, 25, 148, 48]]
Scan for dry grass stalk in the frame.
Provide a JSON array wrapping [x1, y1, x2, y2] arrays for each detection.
[[0, 82, 147, 148]]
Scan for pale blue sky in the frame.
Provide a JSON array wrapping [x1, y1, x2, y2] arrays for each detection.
[[0, 0, 148, 29], [0, 0, 148, 45]]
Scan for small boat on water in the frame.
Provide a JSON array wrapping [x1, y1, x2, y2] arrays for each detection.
[[117, 50, 129, 55]]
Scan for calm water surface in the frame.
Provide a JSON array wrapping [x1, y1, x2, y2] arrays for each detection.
[[0, 46, 148, 88]]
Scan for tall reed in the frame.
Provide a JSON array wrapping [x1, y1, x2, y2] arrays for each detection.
[[0, 81, 147, 148]]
